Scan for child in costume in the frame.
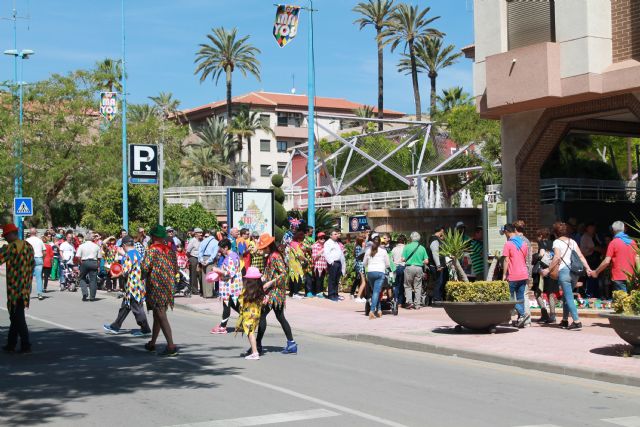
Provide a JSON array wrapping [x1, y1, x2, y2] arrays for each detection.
[[237, 267, 266, 360]]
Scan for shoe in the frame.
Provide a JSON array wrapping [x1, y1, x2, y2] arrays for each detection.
[[369, 313, 376, 320], [281, 340, 298, 354], [244, 352, 260, 360], [144, 342, 156, 352], [292, 294, 304, 300], [210, 326, 228, 334], [535, 317, 549, 323], [103, 324, 119, 335], [241, 347, 264, 357], [159, 346, 179, 357], [404, 303, 415, 310], [131, 330, 151, 337], [559, 320, 569, 329], [38, 294, 43, 301], [375, 311, 382, 318], [566, 321, 582, 331], [315, 293, 325, 299], [306, 292, 314, 298], [516, 313, 531, 329], [89, 298, 96, 302], [2, 345, 15, 353], [82, 296, 88, 302], [544, 317, 557, 324]]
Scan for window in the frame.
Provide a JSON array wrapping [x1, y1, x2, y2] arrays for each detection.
[[277, 162, 288, 175], [260, 139, 271, 152], [260, 114, 270, 127], [277, 141, 288, 153], [260, 165, 272, 177], [277, 112, 303, 127], [507, 0, 555, 50]]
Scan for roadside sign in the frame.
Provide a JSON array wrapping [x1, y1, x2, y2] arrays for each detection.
[[14, 197, 33, 217], [100, 92, 118, 122], [129, 144, 158, 185], [273, 5, 301, 48], [348, 215, 369, 232]]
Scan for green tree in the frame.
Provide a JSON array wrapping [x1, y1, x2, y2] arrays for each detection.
[[92, 58, 123, 92], [228, 105, 274, 185], [149, 92, 181, 119], [164, 202, 219, 233], [194, 117, 238, 185], [353, 0, 396, 131], [353, 105, 376, 134], [181, 146, 232, 186], [194, 27, 261, 121], [399, 37, 462, 116], [437, 86, 472, 113], [380, 4, 442, 121]]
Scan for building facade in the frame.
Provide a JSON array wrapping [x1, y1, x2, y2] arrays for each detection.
[[179, 91, 404, 189], [469, 0, 640, 234]]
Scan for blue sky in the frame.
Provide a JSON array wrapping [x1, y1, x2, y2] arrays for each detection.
[[2, 0, 474, 114]]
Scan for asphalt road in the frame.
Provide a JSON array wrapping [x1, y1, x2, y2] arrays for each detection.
[[1, 287, 639, 427]]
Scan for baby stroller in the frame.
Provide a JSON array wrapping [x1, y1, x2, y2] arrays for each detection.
[[173, 268, 192, 298], [364, 272, 398, 316], [60, 261, 79, 292]]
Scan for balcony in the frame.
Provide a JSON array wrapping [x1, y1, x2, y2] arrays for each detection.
[[274, 126, 308, 139]]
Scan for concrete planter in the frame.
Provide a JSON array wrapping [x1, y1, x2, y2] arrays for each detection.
[[600, 313, 640, 354], [441, 301, 520, 333]]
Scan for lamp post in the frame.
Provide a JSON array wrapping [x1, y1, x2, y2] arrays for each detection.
[[4, 48, 34, 237], [306, 0, 316, 236], [121, 0, 128, 232]]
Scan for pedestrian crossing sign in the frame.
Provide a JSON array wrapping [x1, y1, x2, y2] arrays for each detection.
[[14, 197, 33, 217]]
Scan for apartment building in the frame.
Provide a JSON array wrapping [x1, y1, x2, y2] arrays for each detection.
[[468, 0, 640, 233], [179, 91, 404, 188]]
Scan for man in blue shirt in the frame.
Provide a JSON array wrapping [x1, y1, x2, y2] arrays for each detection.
[[198, 232, 219, 298]]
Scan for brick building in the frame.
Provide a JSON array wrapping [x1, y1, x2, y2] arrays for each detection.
[[468, 0, 640, 235]]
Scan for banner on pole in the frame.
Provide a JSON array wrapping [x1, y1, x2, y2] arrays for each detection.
[[273, 5, 301, 48], [100, 92, 118, 122]]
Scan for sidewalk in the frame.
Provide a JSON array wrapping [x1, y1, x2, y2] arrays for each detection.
[[175, 292, 640, 387]]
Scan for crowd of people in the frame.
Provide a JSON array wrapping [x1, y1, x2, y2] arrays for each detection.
[[1, 214, 638, 357]]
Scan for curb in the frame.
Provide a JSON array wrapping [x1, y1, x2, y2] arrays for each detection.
[[529, 309, 605, 319], [332, 333, 640, 388]]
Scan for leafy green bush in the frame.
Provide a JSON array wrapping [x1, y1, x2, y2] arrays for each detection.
[[613, 290, 640, 315], [446, 281, 510, 302]]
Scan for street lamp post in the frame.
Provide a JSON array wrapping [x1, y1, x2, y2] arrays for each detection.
[[306, 0, 316, 236], [121, 0, 129, 232], [4, 48, 34, 237]]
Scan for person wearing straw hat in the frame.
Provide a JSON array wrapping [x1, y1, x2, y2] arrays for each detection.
[[141, 225, 179, 357], [0, 224, 35, 353], [253, 233, 297, 356]]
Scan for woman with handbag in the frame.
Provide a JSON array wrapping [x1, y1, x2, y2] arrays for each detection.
[[532, 228, 558, 324], [542, 222, 592, 330]]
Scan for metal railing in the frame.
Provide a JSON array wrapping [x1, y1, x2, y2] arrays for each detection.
[[296, 189, 418, 211], [540, 178, 638, 203]]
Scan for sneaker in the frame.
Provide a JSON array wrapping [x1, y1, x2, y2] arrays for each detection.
[[159, 346, 179, 357], [566, 321, 582, 331], [559, 320, 569, 329], [241, 347, 265, 357], [306, 292, 315, 298], [292, 294, 304, 300], [103, 324, 119, 335], [210, 326, 228, 334], [315, 293, 326, 299], [38, 294, 43, 301], [82, 296, 88, 302], [544, 317, 557, 324], [144, 342, 156, 352], [244, 352, 260, 360], [281, 340, 298, 354], [131, 330, 151, 337], [516, 313, 531, 329]]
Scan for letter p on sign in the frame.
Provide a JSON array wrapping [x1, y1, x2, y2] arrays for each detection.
[[134, 146, 155, 171]]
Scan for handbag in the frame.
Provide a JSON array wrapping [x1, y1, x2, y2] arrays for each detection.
[[561, 240, 585, 276]]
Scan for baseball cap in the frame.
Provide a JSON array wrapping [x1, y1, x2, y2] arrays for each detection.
[[166, 226, 174, 232], [455, 221, 465, 228], [121, 235, 135, 246], [193, 227, 203, 233]]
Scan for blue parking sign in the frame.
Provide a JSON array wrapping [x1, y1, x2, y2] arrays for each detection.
[[14, 197, 33, 217]]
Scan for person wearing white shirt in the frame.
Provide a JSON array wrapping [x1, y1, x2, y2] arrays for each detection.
[[323, 229, 345, 301], [76, 232, 101, 301], [363, 237, 390, 319], [26, 228, 47, 300]]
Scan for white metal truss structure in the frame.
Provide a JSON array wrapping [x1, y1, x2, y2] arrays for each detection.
[[283, 114, 433, 196]]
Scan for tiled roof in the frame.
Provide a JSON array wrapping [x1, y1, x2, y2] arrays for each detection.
[[181, 91, 405, 117]]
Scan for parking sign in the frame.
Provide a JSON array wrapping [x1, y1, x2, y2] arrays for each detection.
[[129, 144, 158, 184]]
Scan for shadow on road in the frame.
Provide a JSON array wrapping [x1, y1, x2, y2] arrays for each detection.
[[589, 344, 639, 358], [0, 325, 240, 426], [431, 325, 518, 335]]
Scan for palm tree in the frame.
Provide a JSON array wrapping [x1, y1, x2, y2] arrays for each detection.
[[181, 146, 232, 187], [437, 86, 472, 112], [228, 106, 274, 185], [194, 27, 261, 122], [354, 105, 375, 134], [194, 117, 238, 185], [353, 0, 396, 131], [400, 37, 462, 116], [149, 92, 181, 119], [128, 104, 159, 123], [92, 58, 123, 92], [380, 4, 442, 121]]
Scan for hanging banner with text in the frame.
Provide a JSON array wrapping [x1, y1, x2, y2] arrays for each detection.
[[273, 5, 301, 48], [100, 92, 118, 122]]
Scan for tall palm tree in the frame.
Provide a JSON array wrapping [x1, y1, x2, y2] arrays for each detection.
[[92, 58, 123, 92], [400, 37, 462, 116], [353, 0, 396, 131], [380, 4, 442, 121], [194, 27, 261, 122], [354, 105, 375, 134], [149, 92, 181, 119], [436, 86, 472, 113], [128, 104, 159, 123], [181, 146, 232, 187], [195, 117, 238, 185], [228, 105, 274, 185]]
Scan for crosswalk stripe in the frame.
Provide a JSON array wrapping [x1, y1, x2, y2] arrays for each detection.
[[603, 417, 640, 427], [168, 409, 340, 427], [513, 424, 563, 427]]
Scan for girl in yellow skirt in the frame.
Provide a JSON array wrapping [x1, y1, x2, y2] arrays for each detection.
[[236, 267, 266, 360]]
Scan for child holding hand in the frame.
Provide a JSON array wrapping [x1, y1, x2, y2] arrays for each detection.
[[237, 267, 266, 360]]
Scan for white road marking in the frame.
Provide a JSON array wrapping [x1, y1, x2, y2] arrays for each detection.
[[235, 375, 408, 427], [7, 308, 408, 427], [168, 409, 339, 427], [513, 425, 563, 427], [603, 417, 640, 427]]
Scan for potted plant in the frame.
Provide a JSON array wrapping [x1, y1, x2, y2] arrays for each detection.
[[439, 230, 519, 333]]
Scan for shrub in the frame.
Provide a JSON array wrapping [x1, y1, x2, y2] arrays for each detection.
[[446, 281, 510, 303], [271, 174, 284, 188], [613, 290, 640, 315]]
